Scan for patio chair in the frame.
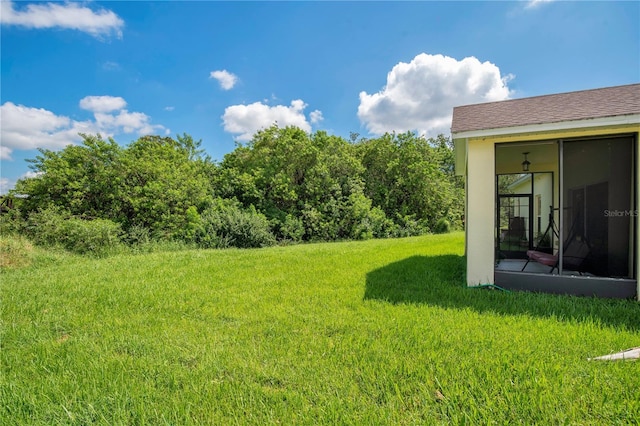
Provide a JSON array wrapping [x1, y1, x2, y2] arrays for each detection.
[[524, 236, 590, 274], [521, 208, 590, 274]]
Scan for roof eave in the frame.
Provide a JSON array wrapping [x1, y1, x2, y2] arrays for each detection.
[[451, 113, 640, 140]]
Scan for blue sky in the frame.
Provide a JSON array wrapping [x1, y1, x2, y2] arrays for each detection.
[[1, 0, 639, 193]]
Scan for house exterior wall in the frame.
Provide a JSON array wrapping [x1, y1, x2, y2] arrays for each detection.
[[466, 139, 495, 286], [460, 124, 639, 299], [534, 174, 554, 238]]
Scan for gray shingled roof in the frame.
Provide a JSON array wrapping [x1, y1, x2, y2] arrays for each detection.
[[451, 83, 640, 134]]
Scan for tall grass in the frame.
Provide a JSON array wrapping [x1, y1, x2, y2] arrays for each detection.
[[2, 232, 638, 424], [0, 234, 35, 269]]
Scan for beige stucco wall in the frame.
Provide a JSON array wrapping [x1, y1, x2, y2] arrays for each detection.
[[465, 139, 495, 286]]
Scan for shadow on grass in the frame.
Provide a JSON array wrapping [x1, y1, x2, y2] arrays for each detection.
[[364, 255, 640, 332]]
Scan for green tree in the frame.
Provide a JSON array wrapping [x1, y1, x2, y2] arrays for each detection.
[[356, 132, 464, 231], [12, 127, 463, 249], [14, 133, 216, 242], [219, 125, 385, 240], [119, 134, 214, 238], [15, 134, 124, 220]]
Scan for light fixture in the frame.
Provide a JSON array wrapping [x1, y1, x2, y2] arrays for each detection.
[[522, 152, 531, 172]]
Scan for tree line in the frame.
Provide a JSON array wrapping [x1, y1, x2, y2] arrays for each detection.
[[2, 125, 464, 254]]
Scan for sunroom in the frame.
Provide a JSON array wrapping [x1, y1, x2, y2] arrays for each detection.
[[452, 84, 640, 299]]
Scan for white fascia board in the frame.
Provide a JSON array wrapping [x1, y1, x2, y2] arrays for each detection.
[[451, 114, 640, 140]]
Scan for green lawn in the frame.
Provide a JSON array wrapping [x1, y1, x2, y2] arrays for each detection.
[[2, 232, 639, 424]]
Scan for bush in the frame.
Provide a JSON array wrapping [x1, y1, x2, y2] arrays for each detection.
[[273, 214, 305, 243], [195, 201, 276, 249], [63, 218, 123, 255], [25, 207, 123, 256], [363, 207, 397, 239], [0, 208, 25, 235], [25, 206, 70, 247], [300, 205, 332, 241], [433, 218, 451, 234], [183, 206, 202, 242], [392, 214, 429, 237], [124, 224, 151, 246]]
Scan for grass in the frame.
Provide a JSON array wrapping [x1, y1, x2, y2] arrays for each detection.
[[0, 234, 35, 269], [2, 232, 639, 424], [0, 234, 75, 270]]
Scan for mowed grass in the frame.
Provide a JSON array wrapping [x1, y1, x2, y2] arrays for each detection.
[[2, 232, 639, 424]]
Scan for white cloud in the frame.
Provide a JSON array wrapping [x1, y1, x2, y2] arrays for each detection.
[[164, 106, 175, 111], [310, 110, 324, 124], [21, 171, 43, 179], [80, 95, 127, 113], [222, 99, 314, 141], [0, 0, 124, 39], [525, 0, 555, 9], [0, 102, 95, 156], [81, 96, 167, 136], [102, 61, 121, 71], [0, 172, 42, 195], [210, 70, 238, 90], [93, 109, 167, 136], [0, 178, 11, 195], [0, 98, 168, 157], [358, 53, 513, 137], [1, 146, 13, 161]]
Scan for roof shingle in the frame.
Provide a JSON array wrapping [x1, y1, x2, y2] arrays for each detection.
[[451, 83, 640, 134]]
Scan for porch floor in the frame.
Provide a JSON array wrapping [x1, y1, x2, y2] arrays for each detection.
[[495, 259, 589, 276]]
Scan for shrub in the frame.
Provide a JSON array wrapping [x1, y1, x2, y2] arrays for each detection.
[[62, 218, 123, 255], [433, 218, 451, 234], [392, 214, 429, 237], [363, 207, 397, 239], [24, 206, 71, 247], [183, 206, 202, 242], [25, 207, 123, 256], [124, 224, 151, 246], [274, 214, 305, 243], [195, 201, 276, 249], [0, 208, 25, 235], [341, 193, 376, 240], [300, 205, 332, 241]]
